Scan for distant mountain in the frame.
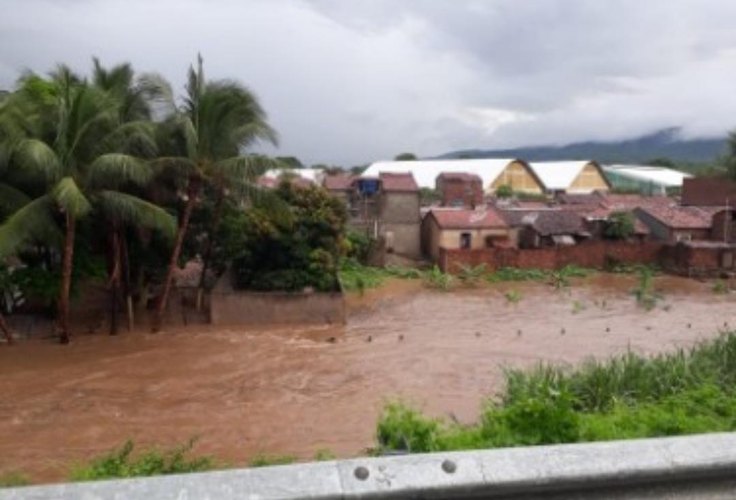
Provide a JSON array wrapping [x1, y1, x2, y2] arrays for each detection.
[[437, 128, 727, 164]]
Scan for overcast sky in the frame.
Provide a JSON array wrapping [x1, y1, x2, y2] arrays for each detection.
[[2, 0, 736, 166]]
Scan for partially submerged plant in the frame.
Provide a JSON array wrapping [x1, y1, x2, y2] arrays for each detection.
[[632, 267, 661, 311], [457, 264, 487, 287], [713, 279, 729, 295], [424, 266, 453, 291], [504, 289, 522, 304]]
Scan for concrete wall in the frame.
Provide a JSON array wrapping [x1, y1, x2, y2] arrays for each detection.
[[382, 222, 421, 259], [8, 433, 736, 499], [490, 160, 544, 194], [378, 192, 421, 258], [210, 289, 345, 326]]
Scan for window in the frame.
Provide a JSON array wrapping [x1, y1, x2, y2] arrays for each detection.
[[460, 232, 472, 249]]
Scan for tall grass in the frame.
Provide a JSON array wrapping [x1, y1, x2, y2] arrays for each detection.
[[70, 439, 214, 481], [375, 331, 736, 454]]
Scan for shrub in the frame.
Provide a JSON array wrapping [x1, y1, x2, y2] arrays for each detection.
[[248, 454, 297, 467], [495, 184, 514, 199], [457, 264, 487, 287], [423, 266, 453, 291], [504, 289, 522, 304], [376, 403, 441, 453], [604, 211, 635, 240], [70, 439, 214, 481], [0, 472, 29, 488]]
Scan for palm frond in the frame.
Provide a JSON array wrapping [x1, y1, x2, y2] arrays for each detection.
[[137, 72, 176, 117], [95, 191, 175, 238], [0, 195, 60, 258], [53, 176, 91, 217], [97, 120, 158, 157], [12, 139, 62, 184], [215, 155, 280, 183], [0, 183, 32, 215], [88, 154, 153, 189]]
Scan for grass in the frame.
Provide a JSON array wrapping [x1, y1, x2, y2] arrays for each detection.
[[713, 279, 729, 295], [632, 266, 661, 310], [338, 260, 423, 293], [457, 264, 487, 287], [0, 473, 30, 488], [248, 454, 297, 467], [504, 289, 522, 304], [423, 265, 453, 291], [69, 439, 214, 482], [375, 330, 736, 454]]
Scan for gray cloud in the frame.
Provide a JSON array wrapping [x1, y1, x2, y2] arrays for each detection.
[[2, 0, 736, 165]]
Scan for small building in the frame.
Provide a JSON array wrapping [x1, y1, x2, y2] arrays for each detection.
[[421, 207, 510, 262], [436, 172, 483, 208], [634, 205, 713, 243], [603, 164, 692, 196], [709, 209, 736, 243], [500, 209, 590, 248], [323, 174, 354, 204], [362, 159, 544, 195], [681, 177, 736, 206], [527, 161, 611, 194]]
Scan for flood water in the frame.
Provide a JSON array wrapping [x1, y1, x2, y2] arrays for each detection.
[[1, 274, 733, 482]]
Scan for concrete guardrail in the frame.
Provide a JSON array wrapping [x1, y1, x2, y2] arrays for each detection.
[[3, 433, 736, 499]]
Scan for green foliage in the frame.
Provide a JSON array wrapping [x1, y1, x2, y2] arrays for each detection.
[[229, 183, 347, 292], [571, 300, 586, 314], [248, 454, 297, 468], [313, 449, 336, 461], [338, 260, 423, 292], [504, 289, 522, 304], [423, 265, 453, 291], [419, 188, 441, 206], [344, 230, 375, 264], [487, 267, 548, 283], [0, 472, 30, 488], [632, 266, 660, 310], [457, 264, 487, 287], [393, 152, 417, 161], [604, 211, 636, 240], [376, 331, 736, 454], [69, 439, 214, 481], [713, 279, 729, 294], [495, 184, 514, 199]]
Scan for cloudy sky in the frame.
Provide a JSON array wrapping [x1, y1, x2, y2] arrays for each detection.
[[1, 0, 735, 166]]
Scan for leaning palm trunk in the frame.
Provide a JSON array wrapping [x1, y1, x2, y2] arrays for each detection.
[[152, 177, 200, 332], [0, 312, 14, 345], [57, 213, 76, 344], [195, 190, 224, 311]]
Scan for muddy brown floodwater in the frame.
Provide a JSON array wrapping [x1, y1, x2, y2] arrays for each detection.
[[1, 274, 734, 483]]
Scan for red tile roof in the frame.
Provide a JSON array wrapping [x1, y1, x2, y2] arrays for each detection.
[[379, 172, 419, 192], [637, 204, 713, 229], [323, 174, 354, 191], [429, 208, 508, 229]]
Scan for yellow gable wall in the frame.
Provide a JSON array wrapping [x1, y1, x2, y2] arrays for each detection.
[[489, 161, 543, 194], [569, 163, 610, 192]]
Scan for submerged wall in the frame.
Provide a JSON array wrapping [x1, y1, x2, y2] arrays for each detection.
[[210, 288, 345, 326]]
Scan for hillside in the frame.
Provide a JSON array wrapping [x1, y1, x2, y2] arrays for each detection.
[[438, 128, 727, 164]]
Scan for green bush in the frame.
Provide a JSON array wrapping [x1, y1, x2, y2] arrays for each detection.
[[70, 439, 214, 481], [0, 472, 29, 488], [375, 331, 736, 454], [457, 264, 487, 287], [248, 454, 297, 467], [423, 266, 453, 291]]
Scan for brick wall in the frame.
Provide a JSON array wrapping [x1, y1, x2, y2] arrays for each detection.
[[438, 179, 483, 208], [440, 241, 665, 273]]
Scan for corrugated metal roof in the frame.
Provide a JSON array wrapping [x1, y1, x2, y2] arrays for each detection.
[[362, 159, 519, 189], [263, 168, 324, 184], [603, 164, 692, 187], [527, 161, 593, 192]]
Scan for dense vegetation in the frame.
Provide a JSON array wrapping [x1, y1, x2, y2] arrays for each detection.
[[0, 56, 292, 341], [375, 331, 736, 453]]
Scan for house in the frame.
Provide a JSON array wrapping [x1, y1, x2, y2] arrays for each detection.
[[499, 209, 590, 248], [681, 177, 736, 206], [435, 172, 483, 208], [527, 161, 611, 194], [362, 159, 544, 195], [603, 164, 692, 195], [323, 173, 354, 204], [634, 204, 713, 243], [324, 172, 422, 259], [421, 207, 510, 262]]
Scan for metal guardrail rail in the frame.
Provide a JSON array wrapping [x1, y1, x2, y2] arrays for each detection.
[[4, 433, 736, 499]]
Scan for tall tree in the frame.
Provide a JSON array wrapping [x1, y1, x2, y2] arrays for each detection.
[[0, 68, 174, 343], [151, 56, 277, 331]]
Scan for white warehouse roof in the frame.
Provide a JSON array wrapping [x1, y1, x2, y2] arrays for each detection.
[[263, 168, 324, 184], [603, 164, 692, 187], [362, 159, 519, 189], [527, 161, 595, 192]]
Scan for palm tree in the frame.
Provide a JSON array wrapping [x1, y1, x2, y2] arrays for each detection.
[[0, 68, 174, 343], [151, 56, 277, 332]]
